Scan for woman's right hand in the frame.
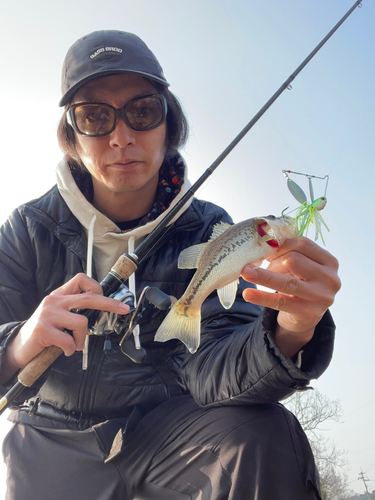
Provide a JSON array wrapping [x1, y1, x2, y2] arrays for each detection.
[[1, 273, 130, 382]]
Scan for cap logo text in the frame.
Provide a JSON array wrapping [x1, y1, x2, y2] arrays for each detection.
[[90, 47, 123, 59]]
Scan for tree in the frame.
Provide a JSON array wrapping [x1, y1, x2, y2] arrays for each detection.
[[284, 389, 354, 500]]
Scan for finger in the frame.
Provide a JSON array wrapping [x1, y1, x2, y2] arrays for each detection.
[[17, 321, 83, 365], [243, 287, 291, 311], [51, 273, 103, 297], [266, 250, 341, 295], [242, 288, 323, 324], [266, 251, 326, 282], [242, 265, 322, 301], [39, 326, 81, 357], [43, 292, 130, 315], [268, 237, 339, 270], [36, 303, 90, 349]]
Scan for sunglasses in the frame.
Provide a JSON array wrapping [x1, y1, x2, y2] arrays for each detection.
[[67, 94, 167, 137]]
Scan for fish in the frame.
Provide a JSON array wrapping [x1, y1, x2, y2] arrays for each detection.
[[154, 215, 296, 354]]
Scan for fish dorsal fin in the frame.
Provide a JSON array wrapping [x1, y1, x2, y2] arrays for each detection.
[[178, 221, 232, 270], [178, 243, 208, 269], [217, 279, 239, 310], [208, 221, 232, 242]]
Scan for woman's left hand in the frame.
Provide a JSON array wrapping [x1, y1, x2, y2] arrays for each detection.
[[241, 237, 341, 358]]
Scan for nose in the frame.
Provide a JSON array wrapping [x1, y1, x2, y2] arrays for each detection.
[[109, 117, 136, 148]]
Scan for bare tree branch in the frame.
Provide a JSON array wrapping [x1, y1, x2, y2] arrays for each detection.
[[284, 389, 352, 500]]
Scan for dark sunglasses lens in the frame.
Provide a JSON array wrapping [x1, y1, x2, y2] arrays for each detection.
[[125, 96, 164, 131], [74, 105, 115, 136]]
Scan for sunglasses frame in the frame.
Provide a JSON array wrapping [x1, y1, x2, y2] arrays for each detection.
[[67, 93, 168, 137]]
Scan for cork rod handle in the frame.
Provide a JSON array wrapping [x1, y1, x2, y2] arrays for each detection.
[[17, 345, 63, 387]]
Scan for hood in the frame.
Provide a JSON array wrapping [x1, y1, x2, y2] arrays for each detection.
[[56, 156, 192, 282]]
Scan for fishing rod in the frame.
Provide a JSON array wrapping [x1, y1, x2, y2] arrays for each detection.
[[0, 0, 363, 415]]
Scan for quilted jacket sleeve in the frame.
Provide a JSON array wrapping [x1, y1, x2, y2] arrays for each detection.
[[0, 209, 42, 393], [0, 209, 40, 319], [180, 278, 335, 407]]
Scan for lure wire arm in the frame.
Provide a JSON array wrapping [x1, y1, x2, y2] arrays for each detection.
[[282, 170, 330, 202], [282, 170, 329, 181]]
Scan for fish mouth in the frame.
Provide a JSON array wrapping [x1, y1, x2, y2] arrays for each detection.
[[256, 220, 279, 248]]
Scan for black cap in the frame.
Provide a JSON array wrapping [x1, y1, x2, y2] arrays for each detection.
[[59, 30, 169, 107]]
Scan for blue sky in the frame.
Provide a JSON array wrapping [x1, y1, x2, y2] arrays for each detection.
[[0, 0, 374, 495]]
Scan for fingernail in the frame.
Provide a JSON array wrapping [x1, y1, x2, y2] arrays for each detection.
[[119, 303, 130, 312]]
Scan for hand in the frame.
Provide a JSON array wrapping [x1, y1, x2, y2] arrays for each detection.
[[3, 273, 130, 376], [241, 237, 341, 358]]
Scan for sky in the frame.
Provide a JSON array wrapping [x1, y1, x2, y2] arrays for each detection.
[[0, 0, 374, 496]]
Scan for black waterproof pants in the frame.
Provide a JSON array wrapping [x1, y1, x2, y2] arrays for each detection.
[[3, 396, 321, 500]]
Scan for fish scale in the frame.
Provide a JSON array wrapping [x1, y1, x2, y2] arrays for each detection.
[[183, 224, 258, 304]]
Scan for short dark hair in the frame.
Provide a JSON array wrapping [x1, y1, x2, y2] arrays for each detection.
[[57, 79, 189, 173]]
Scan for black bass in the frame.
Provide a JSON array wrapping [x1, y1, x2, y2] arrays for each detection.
[[154, 215, 296, 354]]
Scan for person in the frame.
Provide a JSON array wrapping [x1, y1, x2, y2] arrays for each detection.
[[0, 30, 340, 500]]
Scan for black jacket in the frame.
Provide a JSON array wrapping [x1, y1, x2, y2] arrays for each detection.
[[0, 186, 335, 430]]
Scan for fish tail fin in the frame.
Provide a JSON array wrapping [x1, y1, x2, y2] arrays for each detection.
[[154, 303, 201, 354]]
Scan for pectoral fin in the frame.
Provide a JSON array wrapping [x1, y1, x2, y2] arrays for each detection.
[[217, 279, 239, 309]]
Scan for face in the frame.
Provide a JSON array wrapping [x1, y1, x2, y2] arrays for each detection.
[[72, 74, 167, 205]]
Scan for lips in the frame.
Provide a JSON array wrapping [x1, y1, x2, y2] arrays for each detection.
[[108, 159, 141, 167], [257, 221, 279, 248]]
